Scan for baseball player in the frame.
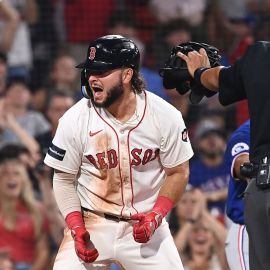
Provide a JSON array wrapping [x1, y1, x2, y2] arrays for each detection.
[[224, 120, 250, 270], [44, 35, 194, 270]]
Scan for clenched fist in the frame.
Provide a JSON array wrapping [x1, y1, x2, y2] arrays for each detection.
[[71, 226, 99, 263], [131, 211, 163, 243], [66, 211, 99, 263]]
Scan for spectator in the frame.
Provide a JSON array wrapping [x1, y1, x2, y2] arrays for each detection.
[[0, 78, 50, 149], [172, 188, 229, 270], [1, 143, 65, 263], [7, 0, 38, 80], [0, 0, 19, 54], [49, 55, 78, 95], [149, 0, 207, 27], [0, 52, 8, 96], [0, 251, 15, 270], [189, 120, 229, 221], [0, 152, 49, 270], [0, 99, 40, 164], [123, 1, 157, 45], [182, 220, 228, 270], [30, 0, 58, 90], [63, 0, 116, 63], [35, 164, 65, 248], [106, 10, 169, 101], [36, 90, 75, 158], [153, 19, 193, 115]]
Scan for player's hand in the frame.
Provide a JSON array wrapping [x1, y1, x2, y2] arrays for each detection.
[[131, 211, 163, 243], [71, 226, 99, 263]]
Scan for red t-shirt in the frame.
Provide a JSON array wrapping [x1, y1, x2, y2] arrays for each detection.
[[64, 0, 116, 43], [0, 201, 49, 263]]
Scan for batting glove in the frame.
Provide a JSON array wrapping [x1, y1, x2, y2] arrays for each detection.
[[131, 211, 163, 243], [66, 211, 99, 263], [131, 196, 174, 243], [71, 226, 99, 263]]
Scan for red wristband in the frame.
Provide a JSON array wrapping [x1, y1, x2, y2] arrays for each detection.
[[65, 211, 84, 230], [152, 196, 174, 218]]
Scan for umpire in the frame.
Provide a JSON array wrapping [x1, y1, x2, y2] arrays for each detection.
[[177, 41, 270, 270]]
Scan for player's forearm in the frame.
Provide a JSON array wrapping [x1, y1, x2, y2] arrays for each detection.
[[53, 170, 82, 218], [159, 161, 190, 205], [200, 66, 222, 91]]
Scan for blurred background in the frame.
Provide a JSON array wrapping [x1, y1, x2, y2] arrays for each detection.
[[0, 0, 269, 269]]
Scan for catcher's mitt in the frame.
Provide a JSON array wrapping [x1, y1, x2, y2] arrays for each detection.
[[159, 41, 222, 104]]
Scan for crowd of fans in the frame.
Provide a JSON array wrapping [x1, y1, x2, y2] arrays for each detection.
[[1, 0, 270, 269]]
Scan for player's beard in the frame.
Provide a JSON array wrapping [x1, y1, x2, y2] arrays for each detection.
[[91, 81, 124, 108]]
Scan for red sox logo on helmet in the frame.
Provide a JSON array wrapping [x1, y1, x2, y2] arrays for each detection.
[[89, 47, 96, 60]]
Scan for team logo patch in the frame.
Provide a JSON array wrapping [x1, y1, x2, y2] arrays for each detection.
[[88, 47, 96, 60], [182, 128, 188, 142], [48, 143, 66, 161], [231, 142, 249, 156]]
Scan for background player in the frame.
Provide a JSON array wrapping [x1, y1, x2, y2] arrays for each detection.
[[44, 35, 194, 269], [224, 120, 250, 270]]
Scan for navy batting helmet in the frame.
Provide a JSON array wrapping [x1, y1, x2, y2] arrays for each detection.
[[77, 35, 140, 98]]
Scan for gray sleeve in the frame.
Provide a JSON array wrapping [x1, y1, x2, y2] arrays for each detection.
[[32, 111, 51, 135], [53, 170, 82, 218]]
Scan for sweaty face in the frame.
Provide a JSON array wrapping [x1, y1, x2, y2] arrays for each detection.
[[88, 69, 124, 108]]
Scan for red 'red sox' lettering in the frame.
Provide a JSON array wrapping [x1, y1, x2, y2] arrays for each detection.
[[86, 148, 159, 169]]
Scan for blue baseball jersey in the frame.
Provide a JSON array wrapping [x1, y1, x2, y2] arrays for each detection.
[[225, 120, 250, 224]]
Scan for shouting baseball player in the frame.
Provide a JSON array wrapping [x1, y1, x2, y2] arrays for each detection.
[[44, 35, 193, 270]]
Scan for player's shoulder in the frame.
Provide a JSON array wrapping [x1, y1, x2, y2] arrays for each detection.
[[60, 98, 90, 122], [226, 120, 250, 157], [229, 120, 250, 143], [145, 90, 181, 117]]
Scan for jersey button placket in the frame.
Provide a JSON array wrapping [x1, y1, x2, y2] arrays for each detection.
[[119, 129, 132, 213]]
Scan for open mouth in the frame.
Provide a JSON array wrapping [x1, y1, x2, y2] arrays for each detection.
[[91, 84, 103, 92], [6, 182, 18, 190], [195, 238, 208, 245]]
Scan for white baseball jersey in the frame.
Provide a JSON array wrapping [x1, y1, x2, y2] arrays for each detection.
[[44, 90, 193, 217]]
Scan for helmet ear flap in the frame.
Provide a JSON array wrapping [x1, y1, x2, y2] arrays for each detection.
[[80, 70, 92, 99]]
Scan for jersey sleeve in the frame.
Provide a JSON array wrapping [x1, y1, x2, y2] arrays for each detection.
[[219, 41, 268, 106], [44, 111, 82, 174], [159, 110, 194, 168], [218, 63, 246, 106], [225, 130, 250, 178]]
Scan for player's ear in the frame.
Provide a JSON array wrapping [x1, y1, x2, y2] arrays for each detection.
[[122, 68, 133, 84]]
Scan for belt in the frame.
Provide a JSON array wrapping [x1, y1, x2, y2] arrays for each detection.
[[81, 207, 131, 222]]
